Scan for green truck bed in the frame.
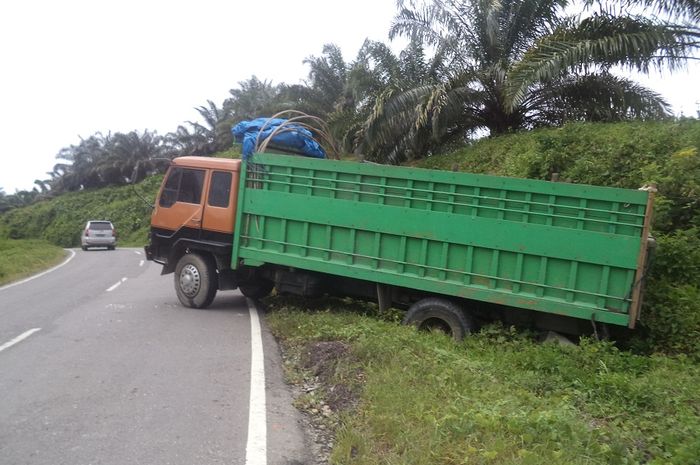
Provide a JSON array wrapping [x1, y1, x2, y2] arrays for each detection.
[[232, 153, 653, 328]]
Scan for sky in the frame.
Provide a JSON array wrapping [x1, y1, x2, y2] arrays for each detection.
[[1, 0, 698, 194]]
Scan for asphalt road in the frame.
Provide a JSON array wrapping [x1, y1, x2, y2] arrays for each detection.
[[0, 248, 309, 465]]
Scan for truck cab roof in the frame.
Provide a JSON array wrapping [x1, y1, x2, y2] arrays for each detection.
[[171, 156, 241, 171]]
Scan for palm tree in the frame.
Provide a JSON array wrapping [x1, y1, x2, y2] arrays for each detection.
[[165, 125, 211, 157], [361, 0, 699, 162], [223, 76, 284, 122], [187, 100, 233, 154], [348, 38, 452, 162], [49, 130, 167, 192], [33, 179, 50, 194], [276, 40, 446, 161], [276, 44, 359, 149], [284, 44, 351, 118], [52, 133, 110, 191], [0, 188, 9, 213], [101, 130, 166, 184], [508, 0, 700, 111]]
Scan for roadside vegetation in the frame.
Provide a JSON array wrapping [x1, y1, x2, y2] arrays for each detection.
[[265, 296, 700, 465], [0, 176, 162, 249], [0, 238, 66, 286], [418, 120, 700, 358], [259, 118, 700, 464]]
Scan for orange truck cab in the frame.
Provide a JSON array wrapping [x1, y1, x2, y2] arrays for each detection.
[[145, 157, 271, 307]]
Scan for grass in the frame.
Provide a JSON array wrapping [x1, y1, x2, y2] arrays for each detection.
[[0, 238, 67, 286], [264, 295, 700, 465]]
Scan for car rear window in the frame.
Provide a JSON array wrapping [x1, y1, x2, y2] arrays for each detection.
[[89, 222, 113, 230]]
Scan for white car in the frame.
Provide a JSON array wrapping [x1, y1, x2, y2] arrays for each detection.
[[81, 220, 117, 250]]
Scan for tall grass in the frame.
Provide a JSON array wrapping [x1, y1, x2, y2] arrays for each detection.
[[266, 298, 700, 465], [0, 238, 66, 286]]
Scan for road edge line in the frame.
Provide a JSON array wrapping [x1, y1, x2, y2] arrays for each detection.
[[245, 298, 267, 465]]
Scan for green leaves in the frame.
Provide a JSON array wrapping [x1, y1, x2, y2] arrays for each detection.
[[0, 174, 161, 248], [361, 0, 700, 156], [508, 13, 700, 109], [415, 119, 700, 357]]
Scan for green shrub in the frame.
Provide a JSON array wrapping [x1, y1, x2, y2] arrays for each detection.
[[0, 176, 161, 247], [635, 230, 700, 357], [418, 120, 700, 356]]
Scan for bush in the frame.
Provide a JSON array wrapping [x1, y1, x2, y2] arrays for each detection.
[[0, 176, 161, 248], [636, 230, 700, 357], [419, 120, 700, 356]]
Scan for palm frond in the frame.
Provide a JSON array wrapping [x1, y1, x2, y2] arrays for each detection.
[[586, 0, 700, 22], [507, 13, 699, 108], [525, 73, 671, 125]]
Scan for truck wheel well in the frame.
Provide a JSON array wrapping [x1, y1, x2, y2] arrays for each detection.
[[166, 242, 227, 275], [403, 297, 475, 341]]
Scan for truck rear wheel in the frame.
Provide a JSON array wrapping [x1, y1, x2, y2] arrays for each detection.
[[403, 297, 474, 341], [174, 253, 218, 308]]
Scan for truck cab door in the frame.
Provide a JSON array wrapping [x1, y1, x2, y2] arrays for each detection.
[[152, 167, 206, 235], [201, 169, 239, 235]]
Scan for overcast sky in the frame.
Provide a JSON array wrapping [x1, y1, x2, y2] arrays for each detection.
[[1, 0, 698, 193]]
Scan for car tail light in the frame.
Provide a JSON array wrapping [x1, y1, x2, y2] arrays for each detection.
[[112, 226, 116, 237], [85, 228, 90, 236]]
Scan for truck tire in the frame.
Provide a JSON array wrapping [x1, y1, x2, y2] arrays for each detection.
[[174, 253, 218, 308], [403, 297, 474, 341], [238, 278, 274, 300]]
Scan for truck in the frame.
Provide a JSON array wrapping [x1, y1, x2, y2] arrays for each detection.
[[145, 149, 655, 339]]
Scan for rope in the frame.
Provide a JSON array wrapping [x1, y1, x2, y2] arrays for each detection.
[[252, 110, 341, 160]]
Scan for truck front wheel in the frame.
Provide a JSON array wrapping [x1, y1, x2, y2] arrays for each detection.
[[174, 253, 218, 308], [403, 297, 474, 341]]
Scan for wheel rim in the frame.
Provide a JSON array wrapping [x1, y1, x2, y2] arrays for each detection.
[[179, 264, 201, 297]]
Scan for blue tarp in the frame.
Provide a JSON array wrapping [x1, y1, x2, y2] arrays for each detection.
[[231, 118, 326, 160]]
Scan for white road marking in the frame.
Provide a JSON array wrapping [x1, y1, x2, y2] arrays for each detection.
[[139, 260, 145, 267], [0, 249, 76, 292], [106, 277, 127, 292], [134, 250, 142, 255], [245, 298, 267, 465], [0, 328, 41, 353]]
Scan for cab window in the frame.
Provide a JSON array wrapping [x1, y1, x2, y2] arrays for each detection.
[[159, 167, 205, 207], [208, 171, 232, 208]]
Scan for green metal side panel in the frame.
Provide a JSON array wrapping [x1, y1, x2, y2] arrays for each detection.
[[232, 153, 651, 326]]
